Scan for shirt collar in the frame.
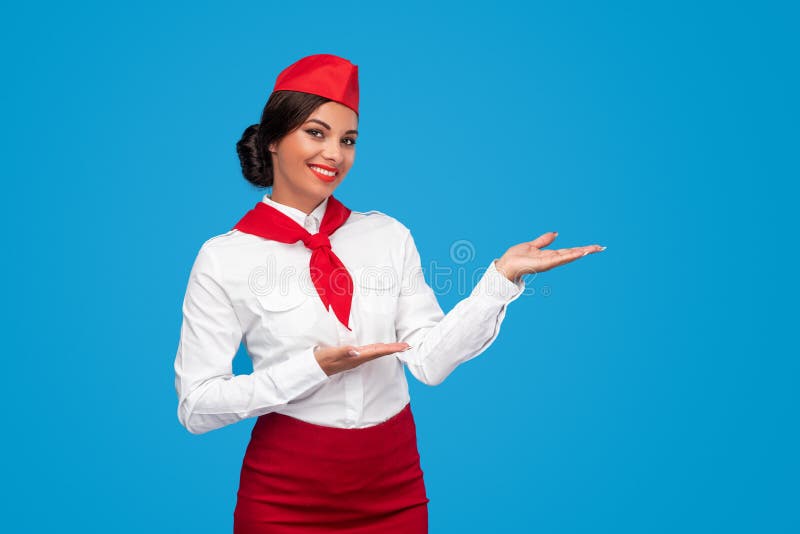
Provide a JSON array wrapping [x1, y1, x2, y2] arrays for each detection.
[[260, 193, 329, 229]]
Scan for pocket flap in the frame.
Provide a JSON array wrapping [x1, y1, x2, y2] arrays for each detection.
[[353, 265, 399, 291], [255, 283, 312, 311]]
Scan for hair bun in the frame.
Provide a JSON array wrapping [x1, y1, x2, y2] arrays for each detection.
[[236, 123, 271, 187]]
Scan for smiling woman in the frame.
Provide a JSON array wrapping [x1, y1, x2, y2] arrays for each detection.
[[175, 52, 604, 534]]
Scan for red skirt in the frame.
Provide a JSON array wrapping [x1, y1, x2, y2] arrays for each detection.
[[233, 402, 429, 533]]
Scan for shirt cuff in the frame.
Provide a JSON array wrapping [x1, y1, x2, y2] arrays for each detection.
[[265, 346, 330, 402], [470, 259, 526, 304]]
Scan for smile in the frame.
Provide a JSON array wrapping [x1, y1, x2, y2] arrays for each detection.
[[308, 164, 338, 182]]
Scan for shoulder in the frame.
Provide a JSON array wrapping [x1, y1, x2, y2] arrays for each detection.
[[190, 228, 266, 273], [198, 228, 265, 253], [347, 208, 412, 237]]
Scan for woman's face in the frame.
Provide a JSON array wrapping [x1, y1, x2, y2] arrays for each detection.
[[269, 101, 358, 210]]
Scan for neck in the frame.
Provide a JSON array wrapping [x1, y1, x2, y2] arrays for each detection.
[[270, 187, 327, 215]]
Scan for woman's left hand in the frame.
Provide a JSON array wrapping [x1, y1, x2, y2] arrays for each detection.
[[495, 232, 605, 282]]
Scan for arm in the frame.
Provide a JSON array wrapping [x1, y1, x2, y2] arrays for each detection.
[[173, 245, 329, 435], [394, 230, 525, 386]]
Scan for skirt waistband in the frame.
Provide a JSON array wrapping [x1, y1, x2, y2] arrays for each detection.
[[250, 402, 416, 462]]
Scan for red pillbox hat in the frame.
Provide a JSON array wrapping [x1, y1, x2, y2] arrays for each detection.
[[272, 54, 359, 115]]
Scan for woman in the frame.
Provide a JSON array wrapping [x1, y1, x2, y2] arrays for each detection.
[[174, 53, 604, 533]]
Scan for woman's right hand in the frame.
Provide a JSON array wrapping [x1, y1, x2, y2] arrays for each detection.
[[313, 342, 411, 377]]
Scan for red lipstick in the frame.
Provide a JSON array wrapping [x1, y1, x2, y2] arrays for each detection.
[[307, 164, 338, 183]]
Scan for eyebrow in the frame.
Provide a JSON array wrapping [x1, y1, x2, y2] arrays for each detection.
[[306, 118, 358, 135]]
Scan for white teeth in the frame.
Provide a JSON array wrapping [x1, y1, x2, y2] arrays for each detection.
[[309, 165, 336, 177]]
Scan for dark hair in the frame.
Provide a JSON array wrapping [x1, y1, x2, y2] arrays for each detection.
[[236, 90, 334, 188]]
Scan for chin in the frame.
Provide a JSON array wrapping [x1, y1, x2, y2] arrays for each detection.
[[318, 175, 343, 189]]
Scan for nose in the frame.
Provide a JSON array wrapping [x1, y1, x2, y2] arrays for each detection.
[[321, 138, 343, 166]]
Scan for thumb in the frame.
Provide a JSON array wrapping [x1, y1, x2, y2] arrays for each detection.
[[529, 231, 557, 248]]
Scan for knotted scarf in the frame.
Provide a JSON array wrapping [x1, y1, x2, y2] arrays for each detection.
[[233, 195, 354, 331]]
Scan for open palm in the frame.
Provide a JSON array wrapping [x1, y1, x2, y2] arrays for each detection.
[[495, 232, 605, 282]]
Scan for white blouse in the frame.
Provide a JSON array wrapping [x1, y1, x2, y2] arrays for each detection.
[[174, 194, 525, 434]]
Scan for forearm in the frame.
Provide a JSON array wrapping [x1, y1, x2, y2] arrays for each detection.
[[176, 346, 328, 434], [396, 259, 524, 385]]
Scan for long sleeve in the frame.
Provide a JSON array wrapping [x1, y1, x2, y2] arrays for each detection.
[[174, 244, 330, 435], [394, 230, 525, 386]]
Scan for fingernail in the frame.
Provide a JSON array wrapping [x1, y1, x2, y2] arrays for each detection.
[[402, 346, 413, 352], [599, 246, 606, 251], [348, 349, 360, 357]]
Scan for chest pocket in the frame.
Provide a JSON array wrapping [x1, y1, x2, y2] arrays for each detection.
[[353, 265, 399, 318], [255, 279, 318, 340]]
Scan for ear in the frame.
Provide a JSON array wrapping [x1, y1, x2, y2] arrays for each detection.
[[267, 141, 277, 154]]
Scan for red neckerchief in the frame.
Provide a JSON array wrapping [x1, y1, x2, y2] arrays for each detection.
[[233, 195, 353, 331]]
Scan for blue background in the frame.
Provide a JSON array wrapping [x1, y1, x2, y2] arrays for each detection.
[[3, 1, 797, 532]]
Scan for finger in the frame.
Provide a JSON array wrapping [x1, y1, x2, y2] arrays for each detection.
[[370, 343, 412, 356], [529, 248, 587, 272], [352, 342, 409, 353], [554, 247, 599, 266], [553, 245, 602, 257], [350, 342, 410, 359], [528, 231, 558, 249], [580, 245, 605, 256], [351, 343, 379, 353]]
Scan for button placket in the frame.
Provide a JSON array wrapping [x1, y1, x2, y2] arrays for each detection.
[[343, 371, 363, 426], [304, 215, 319, 234]]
